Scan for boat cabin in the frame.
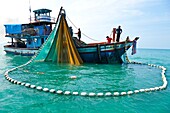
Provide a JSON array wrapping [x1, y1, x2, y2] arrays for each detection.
[[4, 8, 55, 49]]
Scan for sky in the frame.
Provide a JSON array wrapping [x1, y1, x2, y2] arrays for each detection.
[[0, 0, 170, 49]]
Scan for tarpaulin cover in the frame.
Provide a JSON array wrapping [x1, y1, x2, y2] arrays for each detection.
[[34, 14, 83, 65], [4, 24, 22, 34]]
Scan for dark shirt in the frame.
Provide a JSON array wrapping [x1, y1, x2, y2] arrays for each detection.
[[78, 30, 81, 38], [116, 28, 122, 34]]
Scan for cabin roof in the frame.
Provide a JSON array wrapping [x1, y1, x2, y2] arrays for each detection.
[[33, 9, 52, 14]]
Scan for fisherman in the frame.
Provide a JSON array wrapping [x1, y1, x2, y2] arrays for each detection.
[[116, 26, 122, 42], [69, 26, 73, 37], [106, 36, 112, 43], [75, 28, 81, 41], [126, 36, 130, 41]]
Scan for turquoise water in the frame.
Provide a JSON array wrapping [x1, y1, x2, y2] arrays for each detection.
[[0, 45, 170, 113]]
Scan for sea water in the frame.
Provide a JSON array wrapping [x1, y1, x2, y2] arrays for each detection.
[[0, 45, 170, 113]]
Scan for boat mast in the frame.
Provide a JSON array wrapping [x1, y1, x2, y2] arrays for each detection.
[[29, 0, 31, 23]]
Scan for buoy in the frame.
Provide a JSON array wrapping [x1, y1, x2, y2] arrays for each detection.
[[25, 83, 30, 87], [162, 85, 166, 89], [163, 82, 167, 87], [21, 83, 26, 86], [154, 87, 159, 90], [162, 75, 165, 79], [121, 92, 127, 96], [6, 77, 10, 80], [10, 79, 14, 83], [64, 91, 71, 95], [97, 93, 104, 96], [89, 92, 96, 97], [159, 66, 163, 69], [17, 81, 21, 85], [81, 92, 87, 96], [105, 92, 112, 96], [150, 88, 155, 91], [72, 92, 79, 95], [162, 67, 166, 71], [134, 90, 139, 93], [56, 90, 63, 94], [8, 78, 11, 81], [127, 91, 133, 95], [14, 80, 18, 84], [113, 92, 119, 96], [163, 78, 167, 83], [30, 85, 36, 89], [162, 70, 165, 74], [139, 89, 145, 92], [70, 76, 77, 79], [36, 86, 43, 90], [43, 88, 49, 92], [49, 89, 56, 93], [6, 77, 9, 80], [144, 88, 150, 92], [152, 64, 156, 67], [4, 71, 9, 76]]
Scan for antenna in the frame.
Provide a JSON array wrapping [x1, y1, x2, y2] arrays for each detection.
[[29, 0, 31, 23]]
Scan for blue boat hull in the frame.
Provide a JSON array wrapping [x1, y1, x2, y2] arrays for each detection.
[[77, 41, 133, 64], [4, 40, 134, 64]]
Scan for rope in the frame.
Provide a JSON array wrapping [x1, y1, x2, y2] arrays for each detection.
[[4, 58, 168, 97], [67, 16, 99, 42], [81, 33, 99, 41], [67, 16, 78, 29]]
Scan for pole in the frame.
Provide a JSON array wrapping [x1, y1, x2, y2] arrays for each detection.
[[113, 28, 116, 42], [29, 0, 31, 23]]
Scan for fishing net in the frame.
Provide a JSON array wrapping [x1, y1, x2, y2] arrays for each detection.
[[33, 14, 83, 65]]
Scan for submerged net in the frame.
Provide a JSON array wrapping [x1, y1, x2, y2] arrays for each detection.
[[34, 14, 83, 65]]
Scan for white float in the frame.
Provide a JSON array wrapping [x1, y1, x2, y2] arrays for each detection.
[[72, 92, 79, 95], [70, 76, 77, 79], [49, 89, 56, 93], [113, 92, 119, 96], [89, 92, 96, 96], [134, 90, 139, 93], [105, 92, 112, 96], [64, 91, 71, 95], [150, 88, 155, 91], [144, 89, 150, 92], [121, 92, 127, 96], [139, 89, 145, 92], [17, 81, 21, 85], [30, 85, 36, 89], [43, 88, 49, 92], [56, 90, 63, 94], [21, 83, 25, 86], [127, 91, 133, 95], [81, 92, 87, 96], [97, 93, 104, 96], [14, 80, 18, 84], [25, 83, 30, 87], [36, 86, 43, 90]]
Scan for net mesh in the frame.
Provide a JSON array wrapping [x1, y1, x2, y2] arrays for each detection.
[[33, 14, 83, 65]]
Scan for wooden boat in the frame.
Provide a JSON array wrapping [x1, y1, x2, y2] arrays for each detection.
[[76, 38, 138, 64], [3, 7, 139, 64]]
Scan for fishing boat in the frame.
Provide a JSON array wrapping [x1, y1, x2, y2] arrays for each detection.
[[3, 7, 139, 64], [3, 8, 56, 56]]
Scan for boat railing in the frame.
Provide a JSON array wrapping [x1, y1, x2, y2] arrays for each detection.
[[29, 16, 56, 23]]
